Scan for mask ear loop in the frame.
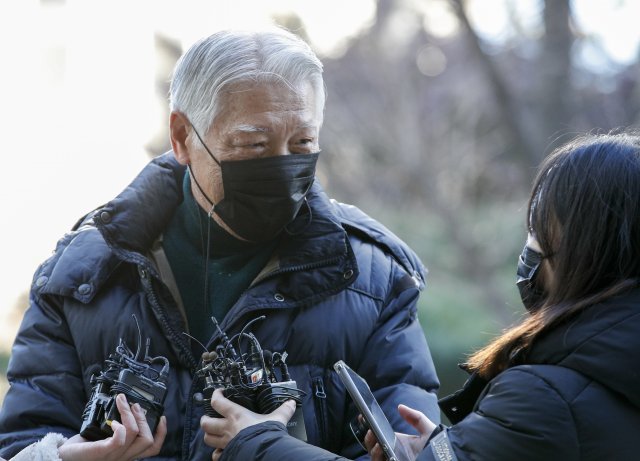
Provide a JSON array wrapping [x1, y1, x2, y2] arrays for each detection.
[[186, 163, 217, 333], [191, 123, 222, 166], [202, 205, 216, 323], [284, 197, 313, 236], [187, 164, 216, 209], [187, 122, 221, 213]]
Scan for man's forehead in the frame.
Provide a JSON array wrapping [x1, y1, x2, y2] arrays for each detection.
[[221, 80, 323, 109]]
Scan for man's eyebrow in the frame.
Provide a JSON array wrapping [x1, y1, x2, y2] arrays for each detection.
[[233, 124, 271, 133], [232, 123, 318, 134], [297, 122, 319, 130]]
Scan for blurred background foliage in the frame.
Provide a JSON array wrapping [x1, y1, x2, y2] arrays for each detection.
[[2, 0, 639, 408], [317, 0, 639, 397]]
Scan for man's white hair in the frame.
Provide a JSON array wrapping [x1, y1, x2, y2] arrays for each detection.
[[169, 27, 325, 136]]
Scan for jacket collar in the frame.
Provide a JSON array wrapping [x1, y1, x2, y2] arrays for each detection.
[[94, 151, 350, 265], [92, 151, 357, 291]]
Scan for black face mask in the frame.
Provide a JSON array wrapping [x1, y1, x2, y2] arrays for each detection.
[[516, 244, 546, 312], [188, 127, 319, 242]]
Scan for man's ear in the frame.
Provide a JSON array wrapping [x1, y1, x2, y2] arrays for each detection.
[[170, 111, 192, 165]]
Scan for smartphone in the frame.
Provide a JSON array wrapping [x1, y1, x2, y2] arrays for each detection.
[[334, 360, 410, 461]]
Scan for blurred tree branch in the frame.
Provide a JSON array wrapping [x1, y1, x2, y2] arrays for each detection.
[[449, 0, 540, 164]]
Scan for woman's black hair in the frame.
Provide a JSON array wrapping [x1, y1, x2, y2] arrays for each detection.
[[530, 132, 640, 305]]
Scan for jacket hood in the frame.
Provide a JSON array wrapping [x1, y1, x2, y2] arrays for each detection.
[[94, 152, 185, 253], [528, 287, 640, 408], [32, 153, 184, 303], [330, 201, 426, 289]]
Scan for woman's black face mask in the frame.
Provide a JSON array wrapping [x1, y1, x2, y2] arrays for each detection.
[[516, 244, 546, 312]]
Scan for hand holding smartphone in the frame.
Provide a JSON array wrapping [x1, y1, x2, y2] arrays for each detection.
[[334, 360, 410, 461]]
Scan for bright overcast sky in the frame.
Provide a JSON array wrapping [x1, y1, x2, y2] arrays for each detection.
[[0, 0, 638, 349]]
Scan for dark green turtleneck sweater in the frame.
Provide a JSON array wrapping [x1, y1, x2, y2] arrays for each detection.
[[163, 173, 278, 346]]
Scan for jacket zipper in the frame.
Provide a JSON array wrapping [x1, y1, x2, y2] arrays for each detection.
[[139, 266, 197, 369], [313, 376, 329, 446], [250, 256, 343, 287], [139, 266, 201, 461]]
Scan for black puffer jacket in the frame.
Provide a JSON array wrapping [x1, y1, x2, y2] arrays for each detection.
[[0, 152, 440, 460], [423, 288, 640, 461]]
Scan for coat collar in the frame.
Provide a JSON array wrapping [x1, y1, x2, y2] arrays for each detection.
[[93, 152, 352, 270]]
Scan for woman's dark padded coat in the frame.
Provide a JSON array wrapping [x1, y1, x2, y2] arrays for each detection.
[[218, 289, 640, 461], [424, 288, 640, 460], [0, 153, 440, 460]]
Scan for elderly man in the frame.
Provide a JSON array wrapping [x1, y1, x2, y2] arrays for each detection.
[[0, 28, 439, 460]]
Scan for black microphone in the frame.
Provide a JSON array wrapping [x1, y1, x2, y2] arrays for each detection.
[[262, 350, 275, 381]]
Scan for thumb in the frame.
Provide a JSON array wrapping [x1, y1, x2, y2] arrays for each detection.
[[210, 388, 239, 418], [269, 399, 297, 425], [397, 404, 435, 436]]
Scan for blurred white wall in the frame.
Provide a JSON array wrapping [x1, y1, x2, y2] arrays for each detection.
[[0, 0, 156, 350]]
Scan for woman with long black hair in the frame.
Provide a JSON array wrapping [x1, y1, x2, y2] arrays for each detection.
[[364, 131, 640, 460]]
